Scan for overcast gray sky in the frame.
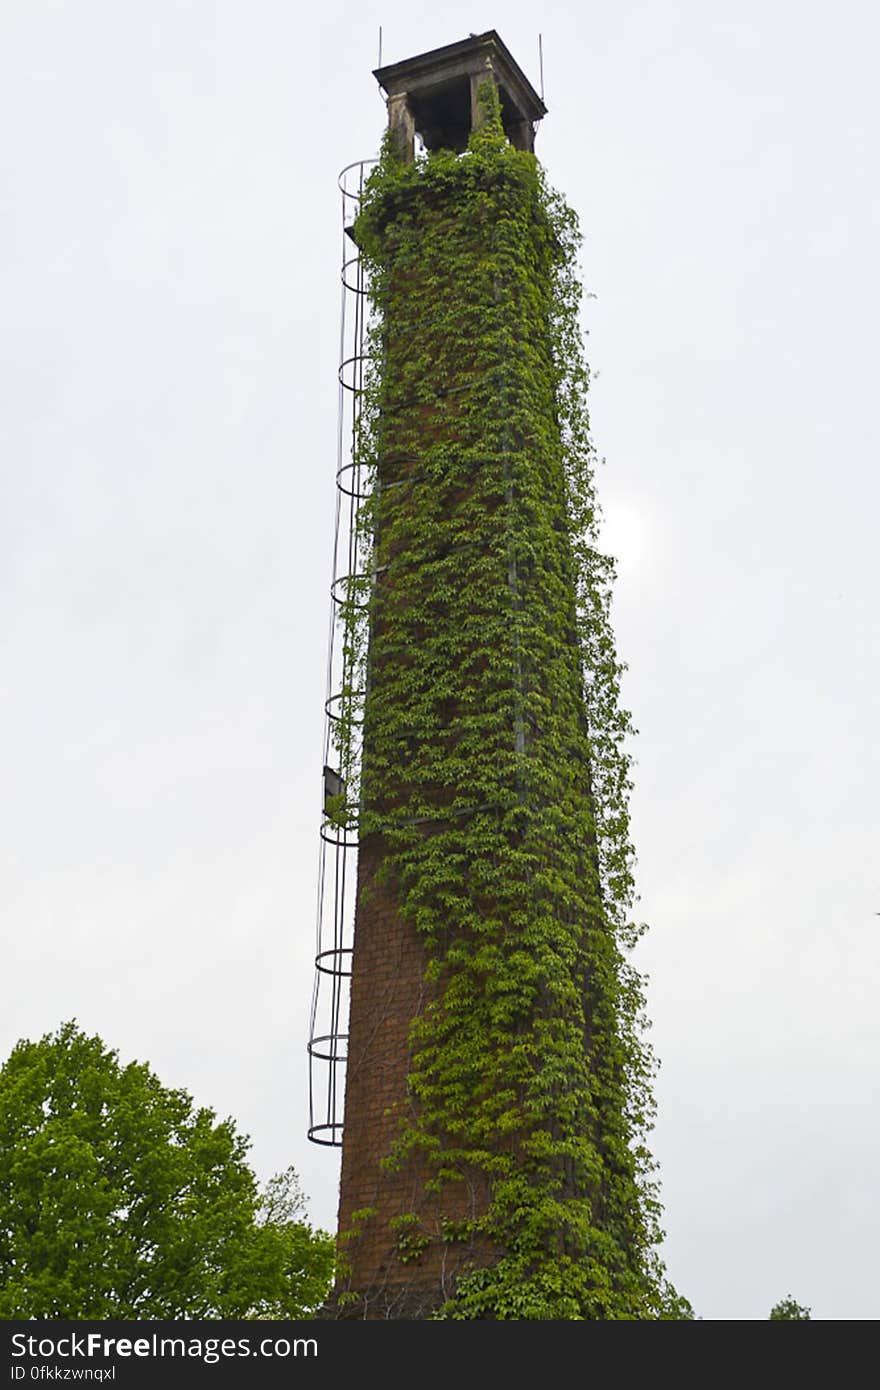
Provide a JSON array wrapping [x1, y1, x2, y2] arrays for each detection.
[[2, 1, 878, 1321]]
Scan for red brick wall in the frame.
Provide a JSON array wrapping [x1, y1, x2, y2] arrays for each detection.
[[332, 834, 497, 1319]]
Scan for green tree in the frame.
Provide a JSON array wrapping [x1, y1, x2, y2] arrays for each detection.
[[253, 1165, 336, 1318], [0, 1021, 334, 1318], [769, 1295, 811, 1320]]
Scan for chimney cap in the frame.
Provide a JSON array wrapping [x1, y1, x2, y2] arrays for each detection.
[[374, 30, 547, 154]]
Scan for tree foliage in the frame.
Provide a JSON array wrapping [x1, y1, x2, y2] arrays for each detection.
[[0, 1021, 334, 1318], [769, 1295, 811, 1320]]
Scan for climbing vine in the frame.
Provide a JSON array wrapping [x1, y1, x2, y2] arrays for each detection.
[[331, 83, 690, 1320]]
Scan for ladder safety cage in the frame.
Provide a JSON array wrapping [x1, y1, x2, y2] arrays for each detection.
[[308, 159, 377, 1147]]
